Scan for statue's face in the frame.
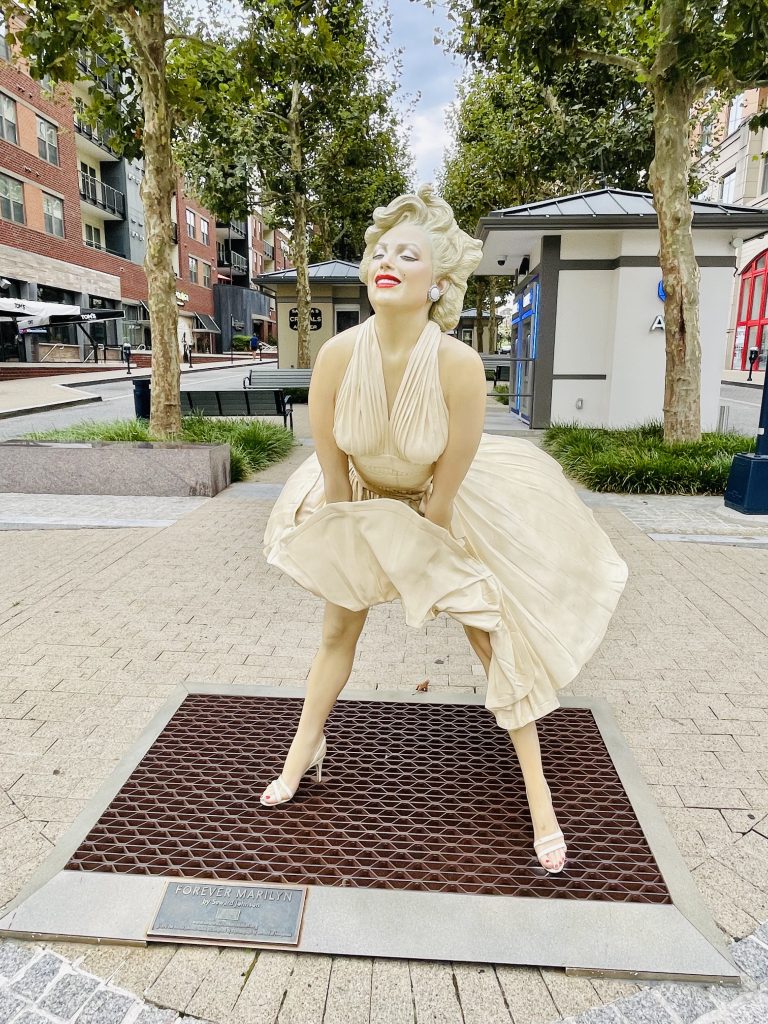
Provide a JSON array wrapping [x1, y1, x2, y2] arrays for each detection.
[[367, 223, 436, 315]]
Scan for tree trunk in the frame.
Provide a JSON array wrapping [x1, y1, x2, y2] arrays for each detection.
[[648, 7, 700, 443], [474, 278, 485, 353], [126, 3, 180, 434], [288, 80, 311, 367], [488, 276, 498, 351]]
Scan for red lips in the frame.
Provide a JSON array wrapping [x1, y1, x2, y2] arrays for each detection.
[[375, 273, 401, 286]]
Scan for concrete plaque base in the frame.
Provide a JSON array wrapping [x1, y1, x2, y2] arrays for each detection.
[[0, 441, 230, 497], [0, 687, 739, 984]]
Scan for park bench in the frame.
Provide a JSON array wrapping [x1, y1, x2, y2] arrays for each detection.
[[243, 368, 313, 390], [181, 389, 294, 431], [480, 354, 511, 384]]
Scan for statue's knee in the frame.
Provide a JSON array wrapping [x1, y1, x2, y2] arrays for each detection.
[[322, 607, 366, 647]]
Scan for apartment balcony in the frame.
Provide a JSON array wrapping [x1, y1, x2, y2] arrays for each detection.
[[263, 240, 275, 260], [74, 115, 118, 160], [216, 218, 247, 237], [217, 246, 248, 275], [79, 172, 126, 220], [76, 52, 121, 94]]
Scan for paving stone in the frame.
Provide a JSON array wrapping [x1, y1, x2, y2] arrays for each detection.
[[77, 989, 137, 1024], [11, 952, 63, 1000], [38, 970, 100, 1017], [565, 1007, 623, 1024], [612, 990, 676, 1024], [732, 936, 768, 983], [10, 1013, 50, 1024], [132, 1009, 179, 1024], [0, 989, 25, 1024], [0, 942, 35, 980], [658, 982, 720, 1022], [726, 994, 768, 1023]]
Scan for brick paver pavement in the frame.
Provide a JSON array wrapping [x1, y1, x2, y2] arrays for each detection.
[[0, 430, 767, 1021]]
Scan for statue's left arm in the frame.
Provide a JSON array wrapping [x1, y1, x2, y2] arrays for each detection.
[[424, 344, 487, 531]]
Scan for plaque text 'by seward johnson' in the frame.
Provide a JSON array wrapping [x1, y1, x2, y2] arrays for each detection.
[[148, 880, 306, 946]]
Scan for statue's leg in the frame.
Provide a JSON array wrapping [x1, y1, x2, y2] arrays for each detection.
[[463, 625, 565, 872], [275, 601, 368, 793]]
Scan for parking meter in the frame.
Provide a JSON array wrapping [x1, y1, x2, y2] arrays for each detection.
[[748, 346, 760, 382], [122, 342, 132, 375]]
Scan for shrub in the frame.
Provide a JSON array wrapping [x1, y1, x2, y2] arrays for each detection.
[[493, 383, 509, 405], [543, 420, 755, 495], [25, 415, 294, 482], [231, 334, 252, 351]]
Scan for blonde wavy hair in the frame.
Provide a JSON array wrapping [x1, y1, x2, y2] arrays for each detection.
[[359, 185, 484, 332]]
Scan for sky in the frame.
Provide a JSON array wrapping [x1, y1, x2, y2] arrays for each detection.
[[386, 0, 465, 186]]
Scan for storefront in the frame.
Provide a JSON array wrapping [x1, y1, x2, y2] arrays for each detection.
[[254, 260, 371, 367], [476, 189, 768, 429], [729, 250, 768, 373]]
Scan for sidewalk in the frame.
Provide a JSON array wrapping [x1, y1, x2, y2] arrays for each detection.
[[0, 420, 767, 1022], [0, 358, 267, 419]]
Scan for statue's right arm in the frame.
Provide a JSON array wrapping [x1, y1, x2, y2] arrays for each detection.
[[308, 338, 353, 503]]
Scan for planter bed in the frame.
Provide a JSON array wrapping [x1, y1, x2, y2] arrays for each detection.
[[0, 440, 230, 497]]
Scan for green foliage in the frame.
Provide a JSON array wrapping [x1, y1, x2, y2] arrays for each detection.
[[493, 383, 509, 403], [24, 416, 294, 481], [543, 421, 756, 494], [231, 334, 252, 351], [178, 0, 410, 259], [441, 66, 654, 230]]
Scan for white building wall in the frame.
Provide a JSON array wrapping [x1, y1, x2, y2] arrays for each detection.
[[550, 269, 616, 425], [607, 266, 667, 427]]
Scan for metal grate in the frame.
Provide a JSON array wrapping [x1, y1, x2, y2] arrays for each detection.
[[67, 696, 671, 903]]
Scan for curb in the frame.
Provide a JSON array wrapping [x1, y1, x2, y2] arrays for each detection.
[[0, 394, 102, 420]]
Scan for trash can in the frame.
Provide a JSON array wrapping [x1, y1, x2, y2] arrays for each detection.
[[133, 378, 151, 420]]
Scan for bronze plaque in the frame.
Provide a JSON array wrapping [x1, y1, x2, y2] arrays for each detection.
[[148, 879, 306, 946]]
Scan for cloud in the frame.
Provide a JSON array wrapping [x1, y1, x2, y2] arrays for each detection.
[[406, 103, 453, 185]]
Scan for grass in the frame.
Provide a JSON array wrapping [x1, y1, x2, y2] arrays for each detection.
[[25, 415, 295, 482], [543, 420, 756, 495]]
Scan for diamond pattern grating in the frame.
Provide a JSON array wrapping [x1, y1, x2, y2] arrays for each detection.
[[66, 696, 671, 903]]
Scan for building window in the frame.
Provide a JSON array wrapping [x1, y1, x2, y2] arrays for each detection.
[[720, 171, 736, 204], [202, 262, 211, 287], [84, 223, 102, 250], [0, 93, 16, 144], [0, 16, 10, 61], [0, 172, 24, 223], [761, 158, 768, 197], [727, 94, 745, 134], [37, 117, 59, 165], [186, 208, 196, 239], [188, 255, 198, 284], [43, 193, 65, 237], [200, 218, 209, 246], [732, 251, 768, 371]]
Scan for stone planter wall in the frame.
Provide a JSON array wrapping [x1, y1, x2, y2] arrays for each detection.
[[0, 441, 230, 497]]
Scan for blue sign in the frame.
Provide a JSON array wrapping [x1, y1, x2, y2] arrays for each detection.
[[657, 280, 666, 302]]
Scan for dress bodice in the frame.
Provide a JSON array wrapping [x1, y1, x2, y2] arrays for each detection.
[[332, 317, 449, 501]]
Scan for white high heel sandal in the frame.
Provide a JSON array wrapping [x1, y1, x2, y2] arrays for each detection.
[[259, 737, 327, 807], [533, 831, 567, 874]]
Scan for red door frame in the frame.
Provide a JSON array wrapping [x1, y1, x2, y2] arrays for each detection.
[[733, 251, 768, 370]]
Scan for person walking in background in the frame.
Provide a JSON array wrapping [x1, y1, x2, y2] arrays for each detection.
[[250, 331, 262, 361]]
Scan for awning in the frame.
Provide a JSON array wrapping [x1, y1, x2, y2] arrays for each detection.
[[0, 298, 80, 320], [193, 313, 221, 333], [18, 308, 126, 329]]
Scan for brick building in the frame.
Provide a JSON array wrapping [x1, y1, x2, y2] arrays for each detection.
[[693, 89, 768, 383], [0, 24, 289, 362]]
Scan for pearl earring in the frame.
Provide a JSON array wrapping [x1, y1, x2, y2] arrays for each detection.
[[427, 284, 441, 302]]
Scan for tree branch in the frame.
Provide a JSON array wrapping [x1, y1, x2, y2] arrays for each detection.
[[164, 32, 218, 51], [571, 48, 644, 75]]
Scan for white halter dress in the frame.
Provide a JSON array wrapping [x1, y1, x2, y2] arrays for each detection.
[[264, 317, 628, 731]]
